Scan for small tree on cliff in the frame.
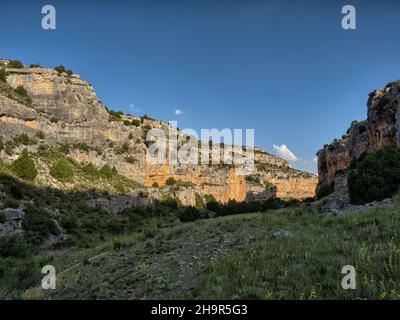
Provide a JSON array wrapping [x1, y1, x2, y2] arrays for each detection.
[[50, 158, 76, 182], [54, 65, 66, 74], [11, 149, 38, 181], [7, 60, 24, 68]]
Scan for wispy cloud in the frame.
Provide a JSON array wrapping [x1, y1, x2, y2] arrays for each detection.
[[174, 108, 183, 115], [273, 144, 299, 162], [129, 104, 140, 113]]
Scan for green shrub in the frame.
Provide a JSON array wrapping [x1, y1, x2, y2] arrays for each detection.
[[0, 137, 4, 150], [15, 85, 28, 97], [50, 158, 76, 182], [29, 63, 42, 68], [100, 165, 116, 179], [13, 133, 36, 146], [316, 183, 334, 200], [54, 65, 66, 74], [195, 193, 204, 209], [11, 150, 38, 180], [131, 119, 141, 127], [0, 236, 32, 258], [108, 110, 124, 121], [140, 114, 154, 123], [3, 197, 20, 209], [349, 146, 400, 204], [152, 182, 159, 188], [179, 206, 202, 222], [166, 177, 176, 186], [7, 60, 24, 68], [82, 163, 99, 179], [0, 212, 5, 223], [0, 68, 7, 82], [23, 205, 60, 241], [35, 131, 45, 140]]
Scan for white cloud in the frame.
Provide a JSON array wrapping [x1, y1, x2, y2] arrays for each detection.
[[129, 104, 140, 113], [313, 157, 318, 163], [174, 108, 183, 115], [273, 144, 299, 162]]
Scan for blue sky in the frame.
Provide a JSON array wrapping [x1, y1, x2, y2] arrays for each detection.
[[1, 0, 400, 173]]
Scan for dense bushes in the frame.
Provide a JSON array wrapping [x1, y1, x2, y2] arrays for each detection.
[[50, 158, 76, 182], [205, 198, 287, 217], [0, 68, 7, 82], [29, 63, 42, 68], [7, 60, 24, 68], [54, 65, 65, 73], [11, 150, 38, 180], [316, 183, 334, 200], [349, 146, 400, 204], [15, 85, 28, 97], [12, 133, 37, 146], [0, 236, 32, 258], [82, 163, 99, 179], [179, 206, 203, 222], [100, 165, 117, 179], [23, 205, 60, 243]]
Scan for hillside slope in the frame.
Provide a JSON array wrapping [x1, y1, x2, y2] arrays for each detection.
[[12, 195, 400, 300]]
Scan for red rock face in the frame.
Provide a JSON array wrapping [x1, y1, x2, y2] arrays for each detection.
[[317, 83, 400, 189]]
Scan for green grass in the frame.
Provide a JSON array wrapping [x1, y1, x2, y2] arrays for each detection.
[[8, 198, 400, 300]]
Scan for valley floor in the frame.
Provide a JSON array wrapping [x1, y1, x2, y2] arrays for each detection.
[[19, 197, 400, 300]]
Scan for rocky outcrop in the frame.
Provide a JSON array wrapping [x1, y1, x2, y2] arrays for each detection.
[[317, 81, 400, 190], [0, 62, 317, 206]]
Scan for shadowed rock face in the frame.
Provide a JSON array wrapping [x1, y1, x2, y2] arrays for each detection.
[[317, 82, 400, 191], [0, 65, 317, 206]]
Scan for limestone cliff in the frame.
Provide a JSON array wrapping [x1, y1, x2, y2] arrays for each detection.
[[317, 80, 400, 191], [0, 62, 317, 206]]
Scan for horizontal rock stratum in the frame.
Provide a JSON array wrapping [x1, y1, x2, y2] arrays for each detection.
[[0, 61, 317, 206]]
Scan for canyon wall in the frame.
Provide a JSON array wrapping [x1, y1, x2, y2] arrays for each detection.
[[317, 81, 400, 191], [0, 64, 317, 206]]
